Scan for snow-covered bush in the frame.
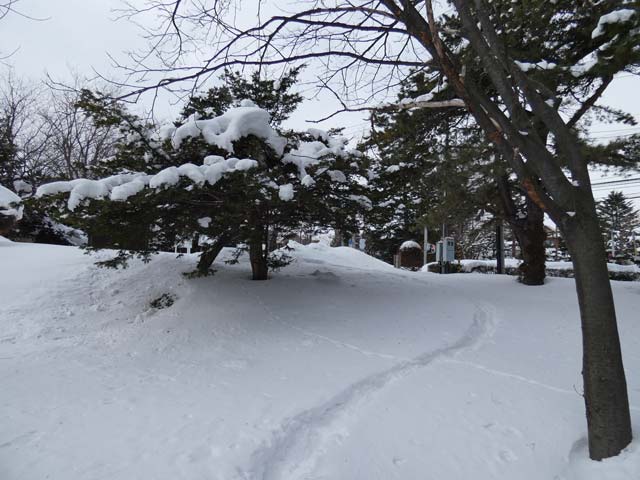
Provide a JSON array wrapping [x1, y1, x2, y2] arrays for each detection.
[[423, 259, 640, 282]]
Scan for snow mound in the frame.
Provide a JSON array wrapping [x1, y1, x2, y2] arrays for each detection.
[[1, 242, 640, 479], [290, 241, 394, 271], [561, 435, 640, 480]]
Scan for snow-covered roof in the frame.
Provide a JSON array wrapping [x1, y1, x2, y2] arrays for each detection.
[[400, 240, 422, 251]]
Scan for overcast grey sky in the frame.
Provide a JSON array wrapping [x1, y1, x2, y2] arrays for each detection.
[[1, 0, 639, 199]]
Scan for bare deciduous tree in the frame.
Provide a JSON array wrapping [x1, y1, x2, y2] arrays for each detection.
[[41, 78, 120, 180]]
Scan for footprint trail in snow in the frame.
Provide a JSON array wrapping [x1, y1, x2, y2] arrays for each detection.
[[239, 303, 498, 480]]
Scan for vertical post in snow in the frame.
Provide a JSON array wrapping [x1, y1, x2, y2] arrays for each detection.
[[423, 226, 428, 266], [555, 225, 559, 261], [496, 222, 505, 274], [441, 223, 446, 274]]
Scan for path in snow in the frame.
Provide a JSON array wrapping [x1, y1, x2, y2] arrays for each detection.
[[240, 302, 498, 480]]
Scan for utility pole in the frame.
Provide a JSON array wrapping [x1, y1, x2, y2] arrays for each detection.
[[496, 221, 505, 274], [611, 206, 619, 259], [423, 226, 428, 266]]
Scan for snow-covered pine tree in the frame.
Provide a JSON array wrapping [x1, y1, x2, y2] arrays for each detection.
[[597, 191, 640, 258], [35, 71, 371, 280]]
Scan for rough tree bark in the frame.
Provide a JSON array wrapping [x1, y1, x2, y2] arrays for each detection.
[[497, 175, 546, 285], [249, 228, 269, 280], [513, 198, 546, 286], [426, 0, 632, 458], [562, 202, 632, 460], [0, 215, 15, 236], [196, 234, 229, 276]]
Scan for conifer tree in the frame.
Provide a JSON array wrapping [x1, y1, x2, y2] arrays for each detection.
[[364, 72, 546, 282], [35, 71, 371, 280], [597, 191, 640, 258]]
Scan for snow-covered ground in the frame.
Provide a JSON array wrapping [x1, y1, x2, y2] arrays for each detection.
[[1, 237, 639, 479]]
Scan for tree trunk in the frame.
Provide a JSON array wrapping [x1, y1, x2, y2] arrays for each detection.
[[195, 235, 228, 276], [191, 234, 201, 254], [249, 231, 268, 280], [497, 174, 546, 285], [516, 198, 546, 286], [563, 210, 632, 460]]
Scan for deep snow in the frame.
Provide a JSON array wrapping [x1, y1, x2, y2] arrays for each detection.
[[1, 238, 639, 479]]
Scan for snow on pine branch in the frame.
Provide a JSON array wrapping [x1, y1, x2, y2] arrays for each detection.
[[163, 100, 287, 155], [396, 98, 466, 110], [514, 60, 557, 72], [0, 185, 23, 220], [591, 9, 637, 39], [36, 104, 367, 211], [528, 8, 639, 78], [389, 79, 465, 111], [35, 158, 260, 211]]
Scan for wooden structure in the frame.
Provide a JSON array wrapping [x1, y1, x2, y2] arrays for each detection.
[[394, 240, 423, 270]]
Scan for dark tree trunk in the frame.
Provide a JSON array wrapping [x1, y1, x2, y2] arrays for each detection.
[[516, 198, 546, 286], [268, 226, 279, 252], [0, 215, 15, 236], [191, 234, 201, 254], [562, 209, 632, 460], [196, 235, 228, 275], [497, 175, 547, 285], [249, 230, 269, 280]]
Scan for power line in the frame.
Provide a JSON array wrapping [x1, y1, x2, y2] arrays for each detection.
[[591, 176, 640, 186], [592, 182, 640, 191], [587, 132, 639, 140], [588, 126, 640, 134]]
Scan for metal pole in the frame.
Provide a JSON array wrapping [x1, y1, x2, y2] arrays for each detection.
[[423, 226, 428, 266]]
